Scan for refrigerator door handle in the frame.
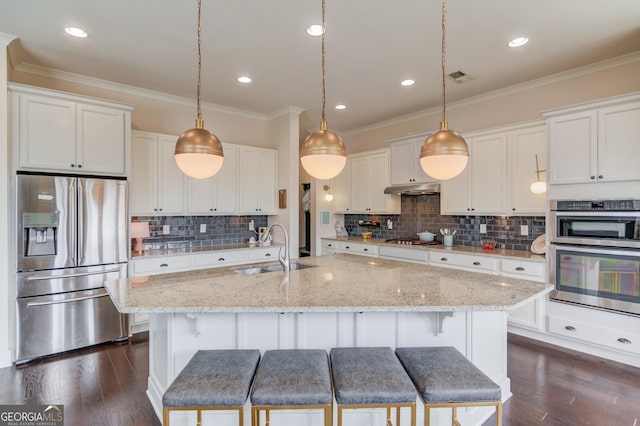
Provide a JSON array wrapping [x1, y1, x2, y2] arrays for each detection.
[[26, 267, 122, 281], [69, 178, 78, 264], [76, 178, 84, 263], [26, 292, 109, 307]]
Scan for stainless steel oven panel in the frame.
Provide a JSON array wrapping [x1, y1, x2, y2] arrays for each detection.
[[549, 211, 640, 249], [15, 288, 129, 363], [17, 264, 126, 298], [549, 244, 640, 316]]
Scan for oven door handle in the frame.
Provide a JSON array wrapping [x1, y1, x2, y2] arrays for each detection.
[[26, 293, 108, 307], [26, 267, 122, 281]]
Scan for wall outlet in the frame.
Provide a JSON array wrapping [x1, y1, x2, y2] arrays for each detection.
[[162, 225, 170, 235], [249, 220, 255, 230], [387, 219, 393, 230], [200, 224, 206, 233], [520, 225, 529, 236], [480, 224, 487, 234]]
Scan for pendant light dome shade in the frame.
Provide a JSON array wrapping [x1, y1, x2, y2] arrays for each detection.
[[175, 119, 224, 179], [300, 120, 347, 180], [174, 0, 224, 179], [419, 121, 469, 180]]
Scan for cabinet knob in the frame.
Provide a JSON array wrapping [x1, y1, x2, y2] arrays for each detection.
[[328, 244, 333, 247], [440, 257, 448, 261], [617, 337, 632, 344], [473, 261, 481, 266], [515, 266, 525, 271], [364, 248, 368, 252], [210, 208, 213, 211], [590, 176, 596, 180], [160, 263, 168, 267], [345, 246, 350, 249], [467, 208, 471, 211], [218, 257, 225, 261], [471, 208, 475, 211], [512, 208, 516, 211], [154, 208, 158, 212], [70, 164, 75, 168], [564, 325, 576, 331], [77, 164, 82, 168], [159, 208, 163, 211], [598, 175, 603, 179], [214, 208, 217, 211]]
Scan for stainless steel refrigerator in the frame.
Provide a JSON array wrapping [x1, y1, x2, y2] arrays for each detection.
[[15, 172, 129, 364]]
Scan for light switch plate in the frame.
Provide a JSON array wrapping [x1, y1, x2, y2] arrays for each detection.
[[520, 225, 529, 236], [200, 224, 206, 233], [480, 224, 487, 234], [163, 225, 170, 235]]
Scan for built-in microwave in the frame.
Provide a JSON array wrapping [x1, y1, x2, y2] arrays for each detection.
[[549, 199, 640, 316]]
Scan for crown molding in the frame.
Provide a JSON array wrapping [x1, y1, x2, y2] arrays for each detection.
[[13, 62, 269, 121], [268, 106, 306, 120], [344, 51, 640, 136]]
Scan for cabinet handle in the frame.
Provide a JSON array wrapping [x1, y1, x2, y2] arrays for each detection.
[[160, 263, 168, 267], [364, 248, 368, 252], [265, 253, 271, 257], [218, 257, 225, 261], [598, 175, 603, 179], [590, 176, 596, 180], [328, 244, 333, 247], [345, 246, 350, 249], [440, 257, 448, 261], [617, 337, 632, 344], [515, 266, 525, 271], [564, 325, 576, 331], [473, 261, 481, 266]]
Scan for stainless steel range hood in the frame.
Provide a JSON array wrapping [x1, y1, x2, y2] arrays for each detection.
[[383, 182, 441, 195]]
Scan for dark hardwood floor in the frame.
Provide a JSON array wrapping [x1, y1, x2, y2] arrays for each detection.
[[1, 332, 639, 425]]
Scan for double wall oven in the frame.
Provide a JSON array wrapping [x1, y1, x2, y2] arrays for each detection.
[[549, 199, 640, 316]]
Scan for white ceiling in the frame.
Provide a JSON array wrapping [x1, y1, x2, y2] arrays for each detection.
[[1, 0, 639, 133]]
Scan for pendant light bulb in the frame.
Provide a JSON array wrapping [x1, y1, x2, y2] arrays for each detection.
[[300, 0, 347, 180], [529, 154, 547, 194], [419, 0, 469, 181], [174, 0, 224, 179]]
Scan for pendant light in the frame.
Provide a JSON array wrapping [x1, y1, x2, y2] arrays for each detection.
[[300, 0, 347, 180], [175, 0, 224, 179], [419, 0, 469, 181]]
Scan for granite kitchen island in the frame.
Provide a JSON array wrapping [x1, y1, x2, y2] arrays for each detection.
[[105, 253, 552, 426]]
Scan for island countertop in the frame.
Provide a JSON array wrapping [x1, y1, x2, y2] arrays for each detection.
[[106, 253, 552, 314]]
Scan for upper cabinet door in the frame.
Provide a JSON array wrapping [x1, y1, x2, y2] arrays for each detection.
[[238, 147, 260, 213], [597, 101, 640, 183], [389, 136, 434, 185], [368, 151, 392, 212], [157, 135, 186, 215], [18, 94, 77, 171], [509, 125, 547, 215], [547, 111, 597, 184], [257, 149, 277, 214], [130, 132, 158, 215], [77, 104, 127, 175], [470, 133, 508, 214], [349, 155, 370, 212]]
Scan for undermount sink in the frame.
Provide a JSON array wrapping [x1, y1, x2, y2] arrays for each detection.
[[233, 262, 316, 275]]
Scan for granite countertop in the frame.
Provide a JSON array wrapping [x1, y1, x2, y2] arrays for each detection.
[[105, 253, 553, 314], [131, 243, 284, 259], [323, 237, 545, 262]]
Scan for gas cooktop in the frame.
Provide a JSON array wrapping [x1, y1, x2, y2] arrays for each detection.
[[384, 238, 442, 246]]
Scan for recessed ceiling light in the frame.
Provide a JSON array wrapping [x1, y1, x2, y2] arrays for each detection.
[[237, 76, 252, 84], [306, 24, 324, 36], [335, 104, 346, 110], [64, 26, 88, 38], [508, 37, 529, 48], [401, 79, 415, 87]]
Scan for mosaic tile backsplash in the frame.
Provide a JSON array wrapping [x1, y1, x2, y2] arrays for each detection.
[[343, 194, 545, 252], [131, 215, 268, 250]]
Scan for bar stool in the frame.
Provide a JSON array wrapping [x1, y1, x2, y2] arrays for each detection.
[[395, 347, 502, 426], [162, 349, 260, 426], [330, 347, 417, 426], [250, 349, 333, 426]]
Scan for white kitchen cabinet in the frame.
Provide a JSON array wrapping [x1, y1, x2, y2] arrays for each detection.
[[501, 258, 546, 332], [347, 149, 400, 214], [428, 250, 500, 274], [130, 131, 186, 215], [546, 93, 640, 184], [238, 146, 278, 214], [388, 133, 436, 185], [441, 132, 507, 215], [337, 241, 378, 257], [508, 124, 547, 215], [378, 245, 428, 264], [321, 240, 338, 255], [10, 83, 132, 176], [187, 143, 238, 214], [331, 164, 350, 213]]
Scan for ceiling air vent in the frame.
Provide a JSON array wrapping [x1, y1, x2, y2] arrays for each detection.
[[448, 70, 472, 83]]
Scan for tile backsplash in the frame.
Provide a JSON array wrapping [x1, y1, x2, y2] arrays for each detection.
[[343, 194, 545, 251], [131, 215, 268, 250]]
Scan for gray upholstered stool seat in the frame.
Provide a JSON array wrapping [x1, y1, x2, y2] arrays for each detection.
[[330, 347, 416, 426], [162, 349, 260, 426], [395, 347, 502, 426], [250, 349, 333, 426]]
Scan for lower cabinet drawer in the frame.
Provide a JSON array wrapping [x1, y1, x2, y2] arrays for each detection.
[[548, 315, 640, 355], [378, 246, 427, 263], [337, 241, 378, 256], [248, 246, 281, 261], [132, 255, 191, 275], [193, 250, 248, 268], [321, 240, 338, 254], [501, 259, 544, 281], [429, 251, 499, 272]]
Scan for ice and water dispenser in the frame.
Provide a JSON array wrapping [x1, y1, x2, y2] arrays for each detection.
[[23, 212, 58, 257]]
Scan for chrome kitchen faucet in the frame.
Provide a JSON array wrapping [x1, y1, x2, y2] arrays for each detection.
[[261, 224, 290, 272]]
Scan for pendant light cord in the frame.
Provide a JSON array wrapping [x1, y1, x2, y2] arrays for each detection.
[[441, 0, 447, 123], [321, 0, 327, 122], [196, 0, 203, 121]]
